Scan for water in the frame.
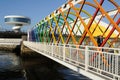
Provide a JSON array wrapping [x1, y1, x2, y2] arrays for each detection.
[[0, 51, 91, 80], [0, 51, 26, 80]]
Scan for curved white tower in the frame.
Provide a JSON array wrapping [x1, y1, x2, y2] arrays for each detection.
[[4, 15, 31, 32]]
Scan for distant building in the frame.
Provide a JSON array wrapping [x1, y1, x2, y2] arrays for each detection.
[[4, 15, 31, 32]]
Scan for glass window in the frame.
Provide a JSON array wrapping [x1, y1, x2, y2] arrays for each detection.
[[5, 17, 30, 24]]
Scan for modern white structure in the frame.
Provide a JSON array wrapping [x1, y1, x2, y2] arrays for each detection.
[[4, 15, 31, 32]]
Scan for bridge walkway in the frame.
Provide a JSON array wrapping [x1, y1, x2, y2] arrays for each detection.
[[24, 41, 120, 80]]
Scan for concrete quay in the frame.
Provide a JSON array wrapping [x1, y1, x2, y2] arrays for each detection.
[[0, 38, 22, 52], [0, 38, 34, 55]]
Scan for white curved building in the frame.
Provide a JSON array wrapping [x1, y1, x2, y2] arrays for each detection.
[[4, 15, 31, 32]]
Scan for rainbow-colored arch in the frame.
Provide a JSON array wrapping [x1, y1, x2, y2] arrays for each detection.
[[28, 0, 120, 48]]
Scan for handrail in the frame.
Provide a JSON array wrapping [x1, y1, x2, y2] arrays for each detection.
[[24, 41, 120, 80]]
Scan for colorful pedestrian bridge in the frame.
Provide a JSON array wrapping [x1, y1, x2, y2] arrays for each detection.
[[23, 0, 120, 79]]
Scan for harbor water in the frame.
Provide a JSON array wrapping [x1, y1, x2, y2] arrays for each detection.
[[0, 51, 91, 80]]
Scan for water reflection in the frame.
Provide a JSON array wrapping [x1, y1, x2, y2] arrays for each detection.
[[0, 51, 26, 80], [0, 51, 90, 80], [22, 54, 63, 80], [58, 68, 91, 80]]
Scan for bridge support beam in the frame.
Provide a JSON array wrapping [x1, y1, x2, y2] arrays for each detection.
[[85, 46, 89, 71]]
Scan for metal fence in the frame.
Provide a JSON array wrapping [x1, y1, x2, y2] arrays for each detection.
[[24, 41, 120, 80]]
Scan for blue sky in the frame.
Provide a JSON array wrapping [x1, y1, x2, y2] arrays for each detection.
[[0, 0, 67, 31], [0, 0, 119, 32]]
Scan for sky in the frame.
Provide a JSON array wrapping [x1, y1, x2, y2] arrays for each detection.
[[0, 0, 67, 31], [0, 0, 119, 32]]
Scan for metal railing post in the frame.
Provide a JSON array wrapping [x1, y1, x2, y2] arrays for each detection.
[[63, 44, 65, 61], [51, 43, 54, 56], [44, 42, 46, 54], [85, 46, 89, 71], [77, 47, 79, 62]]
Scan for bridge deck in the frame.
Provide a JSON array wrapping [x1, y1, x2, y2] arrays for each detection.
[[24, 41, 120, 80]]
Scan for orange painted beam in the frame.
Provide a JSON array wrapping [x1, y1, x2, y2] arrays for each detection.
[[59, 8, 77, 45], [66, 0, 86, 44], [68, 2, 99, 46], [94, 0, 120, 33]]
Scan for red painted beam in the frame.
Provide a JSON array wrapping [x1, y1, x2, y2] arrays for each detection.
[[78, 0, 104, 45]]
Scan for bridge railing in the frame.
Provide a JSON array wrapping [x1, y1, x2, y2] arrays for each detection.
[[24, 41, 120, 80], [87, 46, 120, 79]]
